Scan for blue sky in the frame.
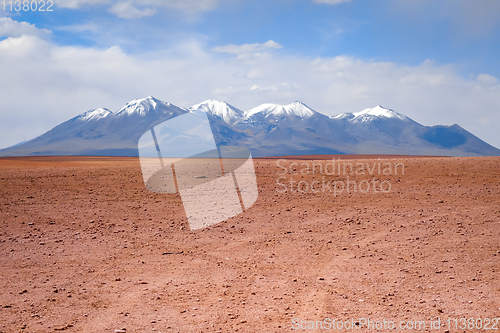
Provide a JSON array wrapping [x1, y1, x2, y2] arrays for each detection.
[[1, 0, 500, 149]]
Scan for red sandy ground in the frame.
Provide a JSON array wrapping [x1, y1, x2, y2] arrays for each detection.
[[0, 156, 499, 332]]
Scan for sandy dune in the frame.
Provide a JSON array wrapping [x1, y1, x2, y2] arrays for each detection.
[[0, 156, 499, 332]]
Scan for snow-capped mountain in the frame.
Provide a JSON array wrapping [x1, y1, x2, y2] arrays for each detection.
[[0, 97, 499, 157], [332, 105, 422, 151], [233, 101, 356, 156], [334, 105, 410, 123], [189, 100, 249, 147], [328, 105, 500, 156], [189, 99, 244, 124], [244, 101, 316, 122], [0, 96, 188, 157], [78, 108, 113, 121]]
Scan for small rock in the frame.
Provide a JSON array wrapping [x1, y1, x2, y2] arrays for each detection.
[[54, 324, 73, 331]]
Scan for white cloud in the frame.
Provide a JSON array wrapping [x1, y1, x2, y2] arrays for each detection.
[[108, 1, 155, 19], [0, 34, 499, 150], [477, 73, 498, 86], [313, 0, 351, 5], [56, 22, 102, 34], [141, 0, 220, 12], [0, 9, 11, 17], [0, 17, 51, 38], [212, 40, 283, 55], [53, 0, 221, 16], [250, 83, 294, 92], [52, 0, 112, 9]]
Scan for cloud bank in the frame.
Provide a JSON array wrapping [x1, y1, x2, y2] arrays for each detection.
[[213, 40, 283, 55], [0, 17, 51, 38], [53, 0, 222, 16], [0, 20, 499, 150], [313, 0, 351, 5]]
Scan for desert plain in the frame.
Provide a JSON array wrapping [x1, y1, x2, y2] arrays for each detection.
[[0, 155, 499, 332]]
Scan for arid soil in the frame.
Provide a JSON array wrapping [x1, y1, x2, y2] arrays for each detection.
[[0, 156, 499, 332]]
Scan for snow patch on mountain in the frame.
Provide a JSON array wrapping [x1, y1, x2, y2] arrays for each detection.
[[334, 105, 409, 122], [245, 101, 316, 120], [189, 99, 244, 124], [353, 105, 408, 121], [78, 108, 113, 121], [116, 96, 164, 116]]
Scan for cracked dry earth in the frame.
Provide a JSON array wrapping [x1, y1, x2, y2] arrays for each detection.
[[0, 156, 499, 332]]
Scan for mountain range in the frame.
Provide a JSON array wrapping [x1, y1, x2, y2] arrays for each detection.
[[1, 96, 499, 157]]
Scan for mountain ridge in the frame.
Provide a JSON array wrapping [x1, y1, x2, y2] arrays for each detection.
[[189, 99, 244, 125], [1, 97, 499, 157]]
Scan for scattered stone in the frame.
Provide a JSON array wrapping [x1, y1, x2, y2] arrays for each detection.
[[54, 324, 73, 331]]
